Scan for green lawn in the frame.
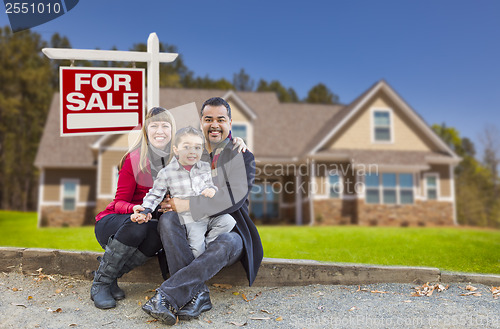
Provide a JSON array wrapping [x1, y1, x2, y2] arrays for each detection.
[[1, 210, 499, 274]]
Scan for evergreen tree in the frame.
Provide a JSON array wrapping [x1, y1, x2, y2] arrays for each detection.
[[305, 83, 339, 104], [0, 26, 55, 210]]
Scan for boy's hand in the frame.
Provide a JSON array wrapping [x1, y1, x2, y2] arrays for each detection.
[[201, 188, 216, 198]]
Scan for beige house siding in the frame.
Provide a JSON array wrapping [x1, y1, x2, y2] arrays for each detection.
[[421, 164, 451, 198], [43, 168, 96, 202], [327, 91, 440, 152], [99, 150, 126, 196]]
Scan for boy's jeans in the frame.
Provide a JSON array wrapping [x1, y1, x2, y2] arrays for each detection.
[[157, 211, 243, 310]]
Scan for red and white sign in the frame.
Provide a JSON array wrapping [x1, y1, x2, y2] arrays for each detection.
[[60, 67, 145, 136]]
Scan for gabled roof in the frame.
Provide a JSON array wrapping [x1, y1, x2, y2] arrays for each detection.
[[35, 94, 101, 168], [307, 80, 461, 161], [35, 82, 459, 169]]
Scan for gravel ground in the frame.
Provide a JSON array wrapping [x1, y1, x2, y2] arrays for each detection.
[[0, 271, 499, 329]]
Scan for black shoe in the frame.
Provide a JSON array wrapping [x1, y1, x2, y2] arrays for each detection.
[[177, 291, 212, 320], [110, 279, 125, 300], [142, 291, 177, 325], [90, 282, 116, 309]]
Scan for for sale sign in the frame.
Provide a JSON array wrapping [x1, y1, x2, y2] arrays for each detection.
[[60, 67, 145, 136]]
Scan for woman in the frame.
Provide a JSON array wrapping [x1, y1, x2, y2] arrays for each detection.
[[91, 107, 247, 309]]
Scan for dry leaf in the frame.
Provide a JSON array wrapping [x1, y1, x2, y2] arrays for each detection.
[[460, 291, 482, 296], [213, 283, 233, 289], [356, 286, 369, 292], [55, 289, 62, 294], [466, 285, 478, 291], [491, 286, 499, 299], [348, 306, 358, 311], [276, 317, 283, 321], [370, 290, 389, 294], [28, 296, 33, 300], [68, 324, 77, 327], [250, 317, 270, 320], [232, 292, 240, 296], [403, 300, 412, 303], [261, 309, 272, 314], [12, 287, 18, 292], [205, 319, 212, 323], [241, 292, 261, 302], [229, 321, 247, 326], [146, 319, 158, 323]]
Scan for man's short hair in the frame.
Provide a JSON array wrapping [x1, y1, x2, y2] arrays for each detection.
[[200, 97, 231, 119]]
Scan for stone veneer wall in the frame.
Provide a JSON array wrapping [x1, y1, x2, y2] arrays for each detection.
[[312, 199, 454, 226], [40, 206, 96, 227], [356, 200, 454, 226], [313, 199, 354, 225]]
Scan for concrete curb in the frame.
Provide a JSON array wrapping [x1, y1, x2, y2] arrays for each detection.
[[1, 247, 499, 286]]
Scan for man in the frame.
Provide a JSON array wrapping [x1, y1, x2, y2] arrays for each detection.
[[142, 97, 263, 325]]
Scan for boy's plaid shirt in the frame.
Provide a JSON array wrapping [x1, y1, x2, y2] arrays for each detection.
[[141, 156, 217, 212]]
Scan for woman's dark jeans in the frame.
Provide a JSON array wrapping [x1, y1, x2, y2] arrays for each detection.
[[95, 213, 162, 257]]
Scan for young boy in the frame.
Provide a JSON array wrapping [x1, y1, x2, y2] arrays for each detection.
[[135, 126, 235, 258]]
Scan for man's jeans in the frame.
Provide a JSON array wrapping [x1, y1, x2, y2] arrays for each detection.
[[157, 211, 243, 310]]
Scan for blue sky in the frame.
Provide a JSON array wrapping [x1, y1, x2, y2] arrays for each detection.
[[1, 0, 499, 156]]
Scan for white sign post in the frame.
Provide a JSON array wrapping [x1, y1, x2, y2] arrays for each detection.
[[43, 32, 178, 134]]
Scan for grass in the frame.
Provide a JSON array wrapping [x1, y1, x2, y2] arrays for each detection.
[[1, 210, 499, 274]]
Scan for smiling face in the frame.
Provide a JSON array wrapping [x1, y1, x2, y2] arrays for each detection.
[[173, 134, 204, 166], [201, 104, 232, 148], [147, 121, 172, 150]]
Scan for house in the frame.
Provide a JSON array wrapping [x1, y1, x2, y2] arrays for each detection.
[[35, 80, 461, 227]]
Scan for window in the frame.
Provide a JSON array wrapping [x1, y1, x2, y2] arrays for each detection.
[[425, 174, 439, 200], [250, 181, 279, 219], [62, 179, 78, 211], [399, 173, 414, 204], [365, 173, 380, 204], [382, 173, 396, 204], [328, 173, 341, 198], [112, 166, 119, 194], [231, 124, 248, 144], [373, 110, 392, 142], [365, 173, 414, 205]]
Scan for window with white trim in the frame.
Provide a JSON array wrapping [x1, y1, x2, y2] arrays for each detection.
[[250, 181, 279, 219], [328, 172, 341, 198], [425, 174, 439, 200], [399, 173, 414, 204], [382, 173, 397, 204], [365, 173, 380, 204], [373, 110, 392, 142], [365, 173, 414, 205], [62, 179, 78, 211]]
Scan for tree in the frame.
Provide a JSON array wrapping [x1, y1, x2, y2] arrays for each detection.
[[432, 123, 500, 227], [232, 68, 254, 91], [0, 26, 55, 210], [305, 83, 339, 104], [256, 79, 299, 103], [478, 124, 500, 227]]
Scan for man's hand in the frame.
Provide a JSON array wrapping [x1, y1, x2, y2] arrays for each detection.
[[232, 137, 248, 153], [201, 187, 216, 198], [160, 195, 173, 212], [167, 197, 190, 213]]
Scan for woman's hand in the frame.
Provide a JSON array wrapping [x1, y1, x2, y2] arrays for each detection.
[[232, 137, 248, 153], [131, 205, 151, 224]]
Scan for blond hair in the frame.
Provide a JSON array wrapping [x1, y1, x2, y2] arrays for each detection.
[[119, 107, 176, 172]]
